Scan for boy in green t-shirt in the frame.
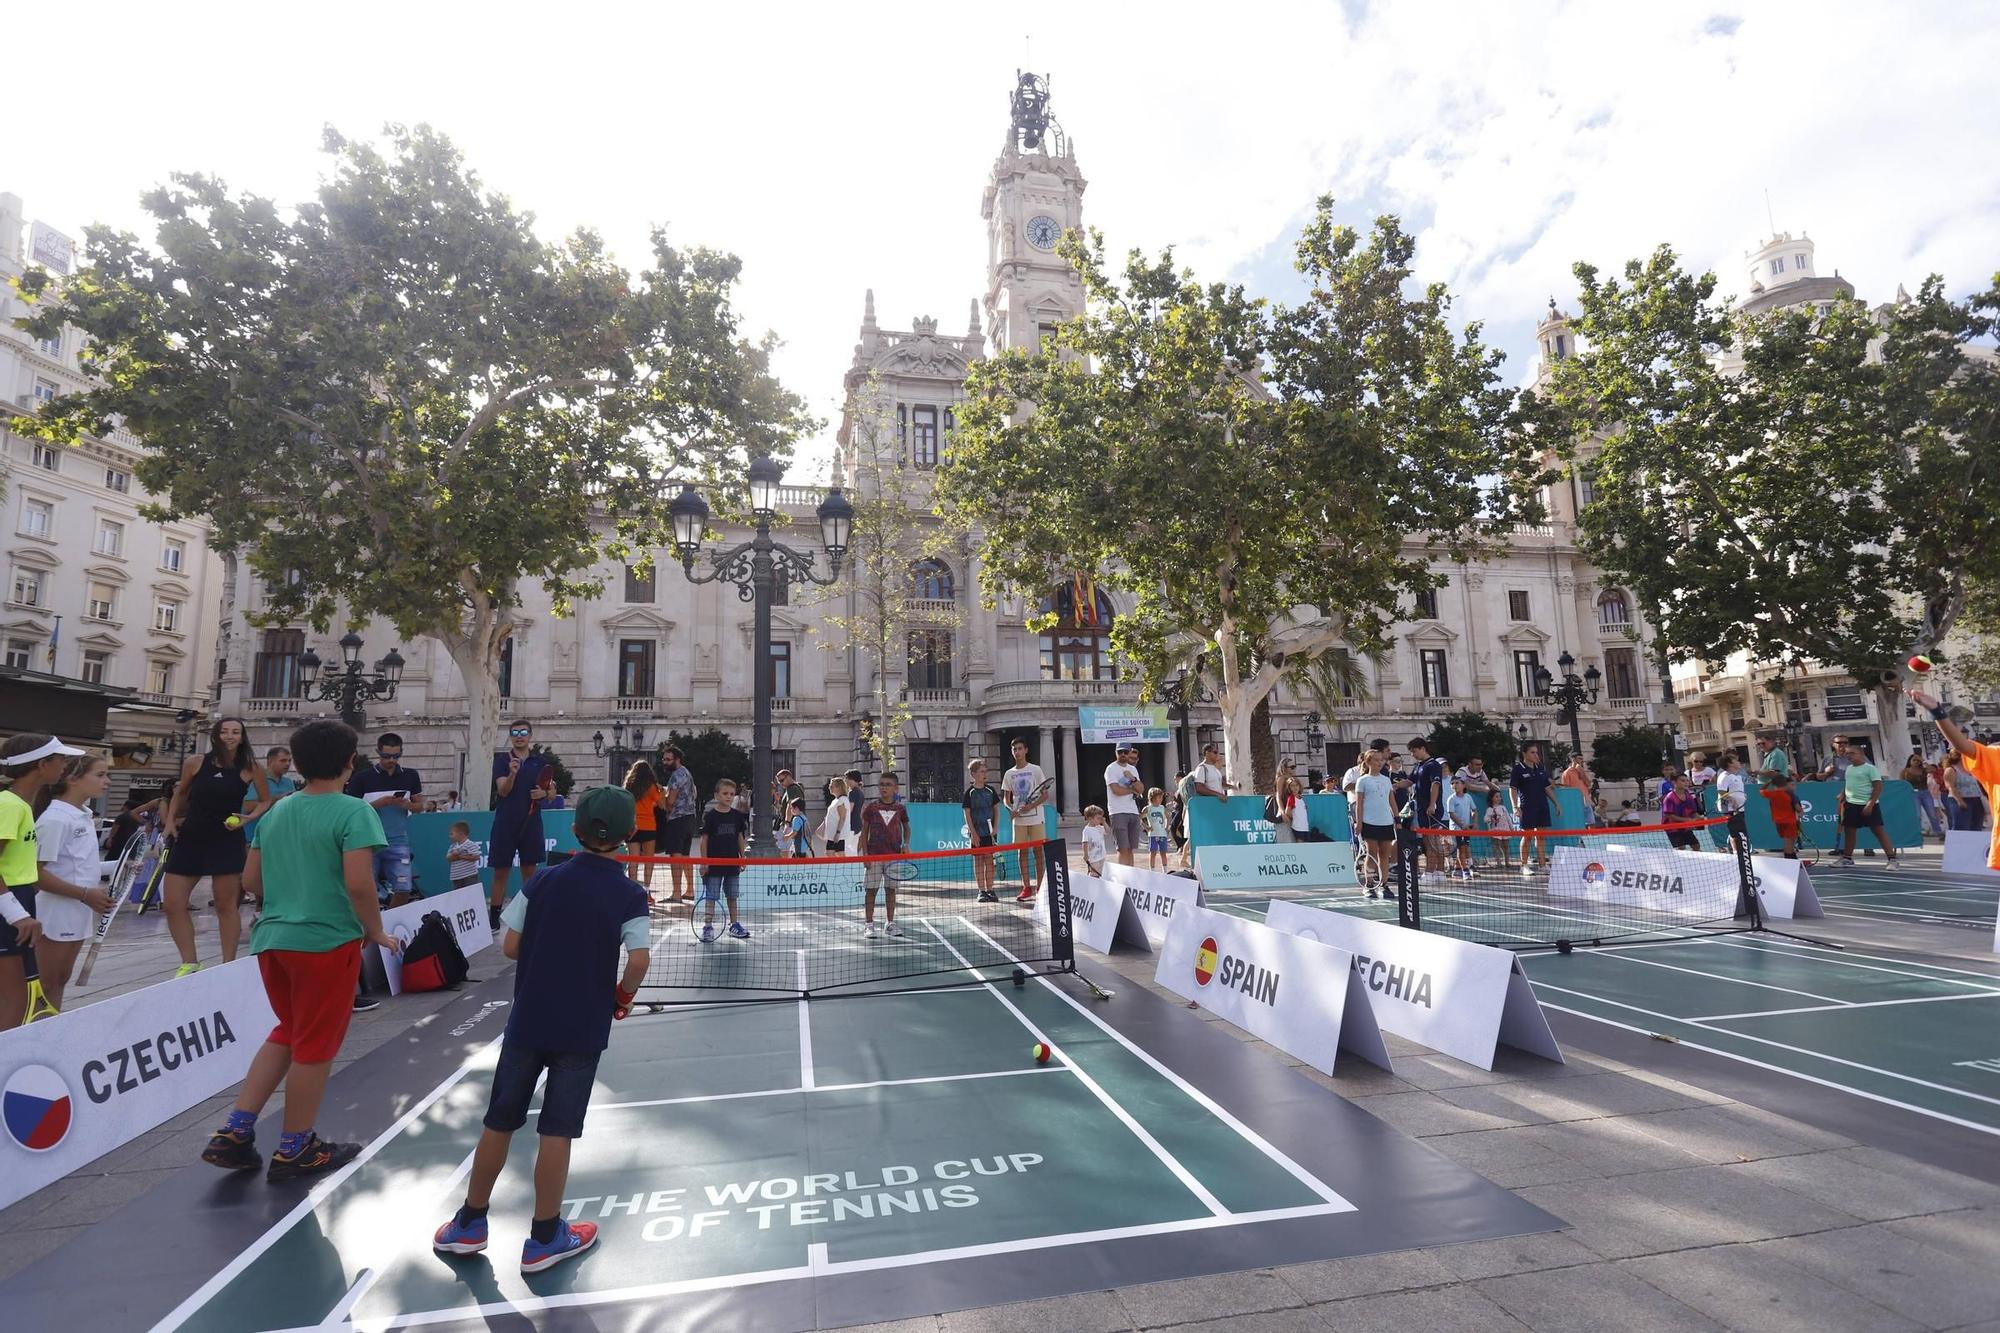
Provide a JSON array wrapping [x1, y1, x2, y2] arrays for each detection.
[[202, 720, 400, 1182], [1836, 739, 1900, 869]]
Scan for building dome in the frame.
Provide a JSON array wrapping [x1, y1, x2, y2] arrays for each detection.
[[1746, 231, 1815, 294]]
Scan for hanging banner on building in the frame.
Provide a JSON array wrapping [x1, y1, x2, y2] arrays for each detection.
[[0, 959, 276, 1210], [1196, 841, 1357, 892], [1266, 900, 1562, 1070], [28, 222, 74, 274], [1078, 706, 1171, 745], [1155, 904, 1391, 1075], [374, 883, 497, 995], [1068, 874, 1154, 954], [1103, 862, 1203, 949]]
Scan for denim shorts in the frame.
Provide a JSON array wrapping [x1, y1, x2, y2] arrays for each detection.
[[484, 1042, 601, 1139], [699, 871, 740, 903], [1147, 835, 1171, 854], [374, 843, 412, 902]]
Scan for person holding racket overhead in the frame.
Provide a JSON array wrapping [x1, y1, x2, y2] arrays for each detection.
[[1002, 737, 1051, 903], [488, 720, 551, 931], [0, 734, 85, 1031], [859, 771, 912, 938]]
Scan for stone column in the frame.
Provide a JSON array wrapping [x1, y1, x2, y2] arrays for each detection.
[[1059, 724, 1082, 817], [1038, 724, 1059, 812]]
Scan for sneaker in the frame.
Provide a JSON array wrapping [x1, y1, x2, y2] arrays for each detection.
[[1837, 857, 1855, 868], [201, 1128, 261, 1171], [977, 890, 999, 904], [353, 994, 380, 1013], [1366, 890, 1379, 901], [174, 962, 201, 979], [864, 921, 879, 939], [1015, 889, 1036, 903], [488, 904, 503, 931], [726, 921, 750, 940], [699, 924, 716, 944], [884, 922, 904, 938], [433, 1211, 489, 1255], [266, 1133, 361, 1183], [521, 1219, 598, 1274], [1885, 858, 1903, 871]]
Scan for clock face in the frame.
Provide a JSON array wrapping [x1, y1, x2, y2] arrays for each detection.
[[1025, 214, 1062, 251]]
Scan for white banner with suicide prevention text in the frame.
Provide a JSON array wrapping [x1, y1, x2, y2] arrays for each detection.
[[1266, 900, 1562, 1070], [0, 959, 276, 1210], [1196, 841, 1357, 892], [1547, 845, 1734, 920], [1069, 875, 1155, 954], [1104, 863, 1204, 950], [1155, 904, 1391, 1075], [376, 884, 495, 996]]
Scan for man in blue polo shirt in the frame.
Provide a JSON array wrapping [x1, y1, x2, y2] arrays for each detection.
[[345, 732, 422, 905], [488, 721, 551, 930]]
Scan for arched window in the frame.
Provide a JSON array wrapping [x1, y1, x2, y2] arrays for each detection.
[[1597, 589, 1632, 628], [911, 559, 955, 601], [1039, 580, 1117, 681]]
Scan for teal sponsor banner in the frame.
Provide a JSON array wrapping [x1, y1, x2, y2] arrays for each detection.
[[1078, 705, 1171, 745], [407, 810, 580, 899], [1699, 779, 1919, 852], [1196, 840, 1358, 890], [1185, 794, 1351, 849], [710, 862, 866, 909], [906, 800, 1057, 881]]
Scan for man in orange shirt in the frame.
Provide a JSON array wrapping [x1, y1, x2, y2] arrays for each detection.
[[1910, 689, 2000, 869]]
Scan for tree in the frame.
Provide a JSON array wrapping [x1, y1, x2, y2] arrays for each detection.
[[15, 125, 811, 806], [938, 200, 1551, 781], [1591, 722, 1669, 785], [493, 743, 574, 805], [1549, 251, 2000, 771], [1422, 711, 1521, 777], [659, 727, 753, 807]]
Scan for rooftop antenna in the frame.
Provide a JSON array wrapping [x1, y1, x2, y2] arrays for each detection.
[[1763, 189, 1776, 237]]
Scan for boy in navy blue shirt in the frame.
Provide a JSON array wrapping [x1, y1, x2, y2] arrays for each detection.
[[434, 786, 650, 1274]]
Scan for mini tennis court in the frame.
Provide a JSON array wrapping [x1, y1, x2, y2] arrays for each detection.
[[1805, 862, 2000, 931]]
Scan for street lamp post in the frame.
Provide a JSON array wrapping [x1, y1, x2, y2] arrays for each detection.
[[668, 457, 852, 853], [1159, 670, 1213, 776], [298, 632, 404, 730], [1534, 650, 1601, 761]]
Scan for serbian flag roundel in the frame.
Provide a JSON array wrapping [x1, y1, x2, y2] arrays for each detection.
[[1193, 937, 1219, 987]]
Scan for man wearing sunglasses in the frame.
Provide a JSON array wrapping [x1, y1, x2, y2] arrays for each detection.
[[345, 732, 423, 906], [490, 721, 551, 930]]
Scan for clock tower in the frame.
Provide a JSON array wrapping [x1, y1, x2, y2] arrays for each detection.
[[981, 72, 1088, 354]]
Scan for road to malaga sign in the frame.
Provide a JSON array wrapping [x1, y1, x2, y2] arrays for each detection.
[[1195, 842, 1357, 892]]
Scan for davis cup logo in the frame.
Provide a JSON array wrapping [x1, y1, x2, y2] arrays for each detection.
[[3, 1064, 74, 1152], [1582, 862, 1607, 887], [1193, 937, 1219, 987]]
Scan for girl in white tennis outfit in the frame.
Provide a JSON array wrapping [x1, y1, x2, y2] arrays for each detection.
[[32, 752, 118, 1010]]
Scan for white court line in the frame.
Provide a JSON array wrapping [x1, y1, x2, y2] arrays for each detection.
[[1817, 884, 1999, 901], [796, 951, 814, 1090], [1693, 991, 2000, 1022], [580, 1064, 1067, 1114], [318, 1269, 377, 1328], [1703, 936, 2000, 988], [1527, 980, 2000, 1111], [955, 916, 1352, 1210], [1596, 951, 1852, 1005], [920, 921, 1228, 1217]]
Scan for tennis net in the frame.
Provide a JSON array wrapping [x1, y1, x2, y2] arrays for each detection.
[[612, 838, 1074, 1002], [1402, 814, 1756, 951]]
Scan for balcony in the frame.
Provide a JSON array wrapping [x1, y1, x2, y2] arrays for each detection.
[[1604, 696, 1648, 713], [1596, 617, 1637, 639], [909, 598, 958, 618], [903, 686, 971, 707], [982, 679, 1137, 709], [614, 696, 654, 713], [244, 697, 302, 714], [770, 697, 795, 714], [1495, 696, 1555, 715], [1416, 696, 1471, 713]]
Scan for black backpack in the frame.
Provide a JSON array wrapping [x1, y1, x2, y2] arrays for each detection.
[[399, 910, 472, 992]]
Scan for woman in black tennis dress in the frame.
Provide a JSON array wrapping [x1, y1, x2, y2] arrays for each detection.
[[162, 717, 271, 974]]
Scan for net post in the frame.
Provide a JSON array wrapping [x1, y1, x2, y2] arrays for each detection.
[[1727, 810, 1764, 928], [1394, 827, 1421, 929], [1041, 838, 1075, 970]]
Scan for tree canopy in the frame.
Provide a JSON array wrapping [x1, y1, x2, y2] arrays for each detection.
[[1590, 721, 1670, 785], [937, 199, 1552, 778], [16, 125, 811, 802]]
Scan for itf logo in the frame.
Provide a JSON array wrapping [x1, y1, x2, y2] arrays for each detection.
[[1193, 937, 1219, 987], [3, 1064, 74, 1152], [1582, 862, 1607, 887]]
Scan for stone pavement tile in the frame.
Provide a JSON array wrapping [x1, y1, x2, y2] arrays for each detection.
[[1883, 1207, 2000, 1268], [1292, 1062, 1414, 1098], [1116, 1269, 1301, 1328], [1135, 1310, 1329, 1333], [1382, 1052, 1515, 1091], [1477, 1262, 1727, 1332], [1348, 1089, 1533, 1137], [1837, 1148, 2000, 1205], [1624, 1103, 1854, 1165], [1522, 1116, 1712, 1178], [159, 1092, 239, 1134], [1428, 1230, 1602, 1281], [1420, 1125, 1596, 1188], [1755, 1219, 2000, 1330], [939, 1289, 1132, 1332], [1617, 1066, 1736, 1108], [0, 1223, 87, 1278], [1514, 1178, 1737, 1260], [847, 1318, 940, 1333], [1734, 1149, 1998, 1222], [1619, 1163, 1865, 1243], [1621, 1246, 1923, 1333], [1490, 1044, 1632, 1079], [25, 1166, 185, 1230], [1437, 1071, 1716, 1125], [1273, 1246, 1458, 1302], [1308, 1285, 1531, 1332]]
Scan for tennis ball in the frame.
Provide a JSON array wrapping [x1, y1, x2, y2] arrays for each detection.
[[223, 815, 243, 830], [1031, 1042, 1052, 1064], [1908, 654, 1935, 674]]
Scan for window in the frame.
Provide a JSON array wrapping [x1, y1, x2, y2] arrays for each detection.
[[768, 641, 792, 699], [21, 499, 53, 538], [1786, 690, 1811, 725], [1420, 648, 1452, 699], [80, 650, 110, 685], [4, 639, 32, 669], [1771, 257, 1785, 275], [1512, 650, 1542, 699], [1507, 590, 1530, 621], [1604, 647, 1640, 701], [907, 741, 966, 805], [96, 519, 125, 556], [251, 628, 305, 698], [147, 660, 174, 695], [1576, 470, 1597, 510], [1597, 589, 1632, 628], [1037, 323, 1059, 349], [10, 568, 45, 607], [154, 598, 182, 632], [942, 408, 955, 459], [37, 333, 60, 358], [86, 582, 117, 621], [1795, 253, 1807, 270], [911, 559, 954, 600], [1553, 334, 1567, 359], [1823, 684, 1867, 721], [617, 639, 655, 698], [105, 467, 130, 493], [907, 630, 953, 689], [161, 538, 186, 572], [31, 378, 56, 406], [1414, 587, 1439, 620], [1038, 582, 1118, 681], [497, 634, 514, 699], [896, 404, 908, 454], [911, 406, 939, 468], [623, 563, 655, 603], [30, 442, 58, 471]]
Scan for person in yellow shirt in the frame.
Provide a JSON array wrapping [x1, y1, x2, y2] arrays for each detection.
[[1910, 689, 2000, 869]]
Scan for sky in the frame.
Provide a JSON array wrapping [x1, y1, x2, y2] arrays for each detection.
[[11, 1, 1998, 479]]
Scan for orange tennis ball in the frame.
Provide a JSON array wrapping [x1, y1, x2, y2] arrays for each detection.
[[1031, 1042, 1052, 1064], [1908, 654, 1934, 674]]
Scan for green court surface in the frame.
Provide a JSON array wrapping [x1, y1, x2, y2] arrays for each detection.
[[159, 922, 1352, 1332], [1805, 862, 1999, 931]]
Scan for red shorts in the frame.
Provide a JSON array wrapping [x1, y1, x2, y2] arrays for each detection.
[[258, 939, 363, 1063], [1773, 821, 1799, 839]]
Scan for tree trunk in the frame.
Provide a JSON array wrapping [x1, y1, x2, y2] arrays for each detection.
[[1872, 681, 1914, 772], [1216, 684, 1258, 794], [1250, 692, 1276, 795], [438, 590, 510, 812]]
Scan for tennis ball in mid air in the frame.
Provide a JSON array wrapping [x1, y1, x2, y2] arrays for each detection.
[[223, 815, 243, 830], [1031, 1043, 1052, 1064], [1908, 654, 1935, 674]]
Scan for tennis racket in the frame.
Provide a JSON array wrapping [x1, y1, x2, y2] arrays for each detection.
[[22, 947, 58, 1023], [883, 860, 919, 882], [1012, 777, 1055, 813], [133, 831, 171, 915], [75, 831, 150, 987]]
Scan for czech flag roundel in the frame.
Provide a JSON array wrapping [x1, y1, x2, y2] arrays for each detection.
[[1193, 937, 1219, 987], [3, 1064, 73, 1153]]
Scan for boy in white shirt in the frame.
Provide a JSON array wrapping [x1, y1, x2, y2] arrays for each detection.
[[1002, 737, 1050, 902], [1080, 806, 1109, 877]]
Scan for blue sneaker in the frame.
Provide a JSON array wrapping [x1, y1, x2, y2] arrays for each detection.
[[699, 923, 716, 944], [433, 1211, 489, 1255], [727, 921, 750, 940], [522, 1219, 598, 1274]]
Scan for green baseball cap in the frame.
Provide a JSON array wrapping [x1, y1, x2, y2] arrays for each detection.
[[574, 785, 636, 847]]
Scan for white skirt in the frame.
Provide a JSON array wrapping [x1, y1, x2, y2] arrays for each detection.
[[37, 891, 94, 943]]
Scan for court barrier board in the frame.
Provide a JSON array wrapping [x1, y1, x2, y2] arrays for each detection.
[[1104, 862, 1204, 949], [1195, 841, 1357, 891], [1548, 844, 1736, 920], [373, 883, 496, 995], [1155, 904, 1392, 1075], [1069, 874, 1155, 953], [0, 959, 276, 1210], [1944, 830, 2000, 877], [1265, 900, 1562, 1071], [1745, 853, 1825, 920]]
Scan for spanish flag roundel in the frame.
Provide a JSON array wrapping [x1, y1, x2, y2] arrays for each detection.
[[1193, 937, 1219, 987]]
